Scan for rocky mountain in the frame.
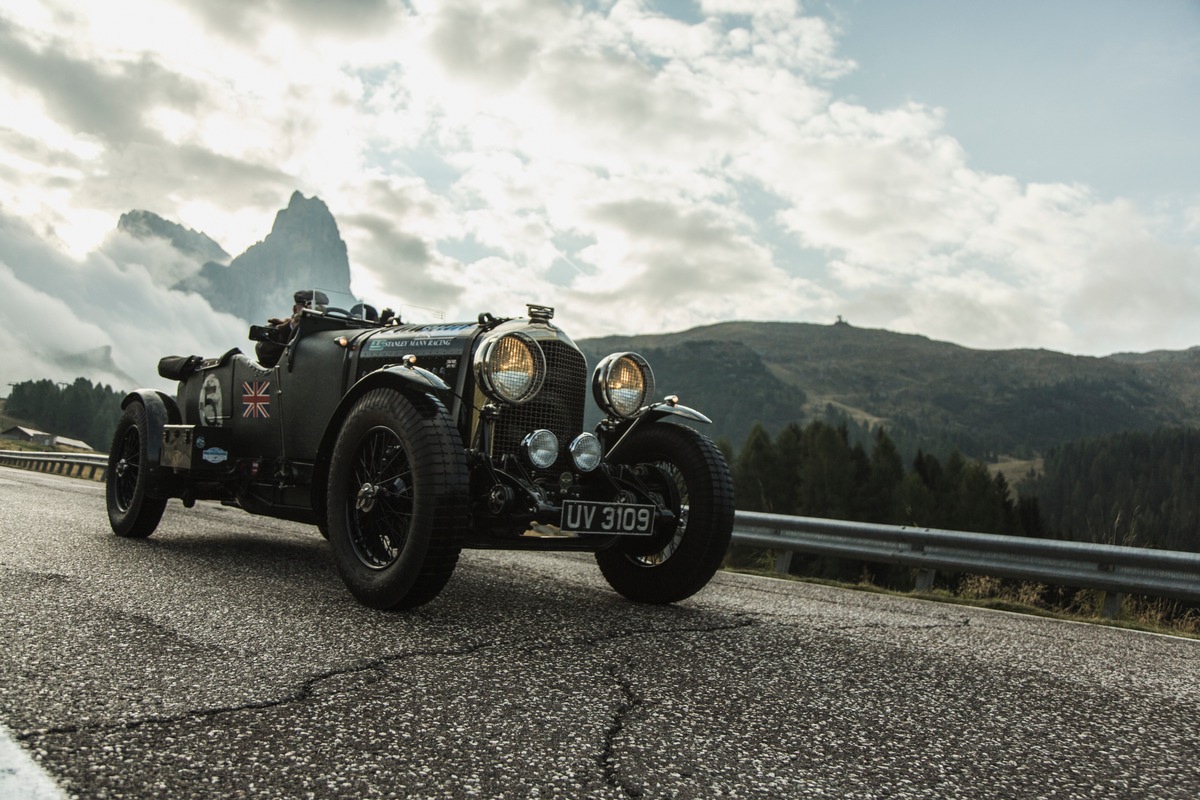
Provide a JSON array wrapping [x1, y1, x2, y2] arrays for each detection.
[[579, 321, 1200, 461], [89, 193, 1200, 465], [48, 345, 140, 391], [117, 209, 229, 264], [173, 191, 352, 325]]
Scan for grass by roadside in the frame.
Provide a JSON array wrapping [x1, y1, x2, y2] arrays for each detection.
[[726, 565, 1200, 640], [0, 439, 77, 452], [0, 438, 97, 453]]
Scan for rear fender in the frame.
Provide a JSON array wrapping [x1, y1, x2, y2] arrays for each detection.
[[310, 364, 452, 525], [120, 389, 182, 497]]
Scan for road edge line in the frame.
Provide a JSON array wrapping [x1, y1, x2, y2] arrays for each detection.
[[0, 725, 68, 800]]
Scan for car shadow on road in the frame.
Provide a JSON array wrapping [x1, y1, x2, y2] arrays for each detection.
[[102, 530, 755, 639]]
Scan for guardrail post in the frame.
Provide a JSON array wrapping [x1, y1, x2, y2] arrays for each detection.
[[774, 550, 793, 576], [1102, 591, 1123, 620], [914, 569, 936, 592]]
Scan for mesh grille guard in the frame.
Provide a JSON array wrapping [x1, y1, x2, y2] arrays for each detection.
[[491, 341, 588, 472]]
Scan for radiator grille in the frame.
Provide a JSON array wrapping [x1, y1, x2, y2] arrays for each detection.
[[492, 341, 588, 471]]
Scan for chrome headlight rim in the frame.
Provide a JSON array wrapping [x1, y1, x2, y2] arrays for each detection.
[[592, 351, 655, 420], [474, 331, 547, 406]]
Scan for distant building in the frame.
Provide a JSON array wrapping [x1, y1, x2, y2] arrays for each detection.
[[0, 426, 93, 451]]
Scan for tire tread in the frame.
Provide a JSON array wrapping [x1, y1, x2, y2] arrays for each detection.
[[596, 423, 734, 603]]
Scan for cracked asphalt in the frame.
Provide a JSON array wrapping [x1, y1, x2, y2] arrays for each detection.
[[2, 468, 1199, 799]]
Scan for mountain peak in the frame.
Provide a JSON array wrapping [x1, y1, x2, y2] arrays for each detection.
[[269, 192, 341, 242], [117, 209, 229, 263], [173, 191, 352, 324], [52, 344, 140, 391]]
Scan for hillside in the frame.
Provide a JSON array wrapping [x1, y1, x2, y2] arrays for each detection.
[[580, 321, 1200, 460]]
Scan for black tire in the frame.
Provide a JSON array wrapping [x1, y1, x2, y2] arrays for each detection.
[[326, 388, 469, 610], [106, 402, 167, 538], [596, 423, 735, 603]]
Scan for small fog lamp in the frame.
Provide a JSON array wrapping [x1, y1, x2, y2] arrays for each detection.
[[520, 429, 559, 469], [569, 433, 603, 472]]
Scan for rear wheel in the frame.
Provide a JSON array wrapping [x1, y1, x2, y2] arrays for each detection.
[[596, 423, 734, 603], [326, 388, 469, 610], [106, 402, 167, 538]]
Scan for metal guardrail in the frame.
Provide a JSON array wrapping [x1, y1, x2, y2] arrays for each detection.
[[5, 451, 1197, 613], [733, 511, 1200, 613], [0, 449, 108, 481]]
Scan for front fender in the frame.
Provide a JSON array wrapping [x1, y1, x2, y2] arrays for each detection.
[[642, 400, 712, 426], [310, 364, 451, 526], [598, 399, 712, 462]]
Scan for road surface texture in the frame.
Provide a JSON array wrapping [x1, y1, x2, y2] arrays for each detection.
[[2, 467, 1198, 799]]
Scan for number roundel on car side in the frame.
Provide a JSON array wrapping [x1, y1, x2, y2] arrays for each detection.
[[200, 373, 223, 425]]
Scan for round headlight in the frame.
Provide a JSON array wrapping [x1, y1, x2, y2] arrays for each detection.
[[521, 429, 559, 469], [475, 332, 546, 405], [592, 352, 655, 420], [569, 433, 603, 472]]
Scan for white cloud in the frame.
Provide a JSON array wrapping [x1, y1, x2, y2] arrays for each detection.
[[98, 229, 207, 289], [1184, 204, 1200, 233], [0, 211, 246, 390], [0, 0, 1194, 378]]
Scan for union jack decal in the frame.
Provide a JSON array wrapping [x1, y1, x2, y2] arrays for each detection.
[[242, 380, 271, 419]]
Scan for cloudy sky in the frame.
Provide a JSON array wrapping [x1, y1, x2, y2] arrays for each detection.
[[1, 0, 1197, 389]]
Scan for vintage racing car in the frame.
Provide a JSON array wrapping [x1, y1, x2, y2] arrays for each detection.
[[106, 293, 735, 609]]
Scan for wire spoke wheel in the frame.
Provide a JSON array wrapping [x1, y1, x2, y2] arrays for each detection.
[[630, 461, 688, 566], [106, 401, 167, 538], [113, 425, 142, 513], [327, 388, 469, 610], [348, 426, 415, 569]]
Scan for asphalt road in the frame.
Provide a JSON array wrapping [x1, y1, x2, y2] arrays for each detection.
[[1, 467, 1198, 799]]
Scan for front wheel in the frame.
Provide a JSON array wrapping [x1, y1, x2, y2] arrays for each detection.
[[596, 423, 734, 603], [106, 402, 167, 538], [326, 388, 469, 610]]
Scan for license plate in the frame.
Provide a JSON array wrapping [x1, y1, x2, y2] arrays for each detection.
[[561, 500, 655, 536]]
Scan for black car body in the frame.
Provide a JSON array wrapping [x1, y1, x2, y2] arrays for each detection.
[[107, 297, 734, 609]]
